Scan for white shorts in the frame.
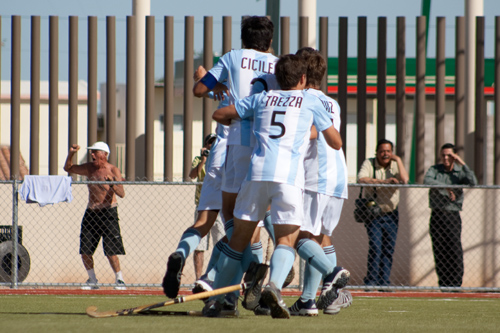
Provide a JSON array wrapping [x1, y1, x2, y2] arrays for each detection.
[[221, 145, 253, 193], [197, 165, 223, 211], [234, 181, 304, 226], [195, 212, 225, 251], [302, 190, 344, 236]]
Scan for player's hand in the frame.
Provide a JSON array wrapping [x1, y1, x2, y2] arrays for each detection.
[[69, 144, 80, 153], [385, 177, 400, 184], [194, 65, 207, 82], [447, 189, 456, 201], [213, 83, 228, 100]]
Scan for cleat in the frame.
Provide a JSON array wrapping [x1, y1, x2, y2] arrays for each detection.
[[324, 289, 353, 315], [253, 298, 271, 316], [192, 276, 214, 301], [261, 282, 290, 319], [282, 266, 295, 288], [162, 252, 185, 298], [223, 293, 239, 313], [289, 298, 318, 316], [242, 262, 269, 311], [114, 279, 127, 290], [81, 278, 99, 290], [202, 299, 223, 317], [317, 266, 350, 310]]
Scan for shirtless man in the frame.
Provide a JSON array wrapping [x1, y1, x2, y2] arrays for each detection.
[[64, 141, 126, 290]]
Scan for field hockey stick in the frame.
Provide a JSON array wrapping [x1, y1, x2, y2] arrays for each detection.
[[137, 309, 238, 317], [86, 283, 246, 318]]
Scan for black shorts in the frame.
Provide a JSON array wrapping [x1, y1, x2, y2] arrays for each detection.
[[79, 207, 126, 256]]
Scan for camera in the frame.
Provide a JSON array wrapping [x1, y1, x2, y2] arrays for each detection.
[[202, 149, 210, 157]]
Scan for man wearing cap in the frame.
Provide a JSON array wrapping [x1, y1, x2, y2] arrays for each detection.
[[64, 141, 127, 290]]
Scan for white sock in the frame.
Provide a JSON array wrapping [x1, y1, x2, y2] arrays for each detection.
[[87, 269, 97, 282], [115, 271, 124, 282]]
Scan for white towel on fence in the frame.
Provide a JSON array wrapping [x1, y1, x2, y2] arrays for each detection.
[[19, 175, 73, 207]]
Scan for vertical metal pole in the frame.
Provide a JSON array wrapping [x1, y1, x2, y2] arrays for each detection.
[[319, 17, 328, 94], [30, 16, 41, 176], [280, 17, 290, 55], [357, 16, 367, 171], [475, 16, 485, 184], [183, 16, 194, 181], [203, 17, 213, 137], [107, 16, 117, 167], [338, 17, 348, 152], [88, 16, 98, 156], [11, 16, 21, 180], [49, 16, 59, 175], [298, 16, 308, 49], [494, 16, 500, 185], [415, 16, 426, 184], [69, 16, 78, 180], [145, 16, 155, 181], [222, 16, 232, 54], [126, 16, 137, 180], [396, 17, 406, 160], [11, 180, 19, 288], [455, 17, 466, 158], [435, 17, 446, 164], [164, 16, 174, 181], [377, 16, 387, 141]]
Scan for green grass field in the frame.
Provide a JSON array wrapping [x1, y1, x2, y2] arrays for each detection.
[[1, 294, 499, 333]]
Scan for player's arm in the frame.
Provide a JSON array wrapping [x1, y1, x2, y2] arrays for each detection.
[[213, 105, 240, 126], [64, 144, 89, 176], [321, 125, 342, 150], [310, 125, 318, 140], [107, 166, 125, 198]]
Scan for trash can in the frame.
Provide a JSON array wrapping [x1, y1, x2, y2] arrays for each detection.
[[0, 226, 31, 283]]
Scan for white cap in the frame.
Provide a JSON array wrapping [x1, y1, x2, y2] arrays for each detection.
[[87, 141, 110, 155]]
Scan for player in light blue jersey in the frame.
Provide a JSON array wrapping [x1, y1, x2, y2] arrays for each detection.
[[203, 54, 349, 319], [289, 48, 352, 317], [162, 66, 230, 300]]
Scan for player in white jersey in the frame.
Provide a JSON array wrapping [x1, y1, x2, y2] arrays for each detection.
[[203, 54, 349, 319], [288, 48, 352, 316], [162, 67, 230, 299]]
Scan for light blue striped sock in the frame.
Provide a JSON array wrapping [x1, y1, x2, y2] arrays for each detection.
[[205, 239, 225, 281], [175, 228, 201, 259], [296, 238, 333, 276], [269, 245, 296, 289], [323, 245, 337, 267], [251, 241, 263, 264]]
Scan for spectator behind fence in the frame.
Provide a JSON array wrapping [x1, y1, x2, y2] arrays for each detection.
[[423, 143, 477, 288], [189, 133, 224, 281], [63, 141, 127, 290], [357, 139, 409, 289]]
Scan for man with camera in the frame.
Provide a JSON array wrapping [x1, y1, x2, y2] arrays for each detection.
[[357, 139, 408, 290]]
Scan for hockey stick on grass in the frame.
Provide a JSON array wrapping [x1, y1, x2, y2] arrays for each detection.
[[86, 283, 245, 318]]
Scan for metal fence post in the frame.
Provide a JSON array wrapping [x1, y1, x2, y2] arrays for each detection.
[[11, 180, 19, 289]]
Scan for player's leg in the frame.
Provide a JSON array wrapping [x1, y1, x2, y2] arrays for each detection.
[[80, 209, 100, 289], [102, 207, 127, 290]]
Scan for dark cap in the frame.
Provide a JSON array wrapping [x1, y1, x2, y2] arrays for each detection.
[[204, 133, 217, 146]]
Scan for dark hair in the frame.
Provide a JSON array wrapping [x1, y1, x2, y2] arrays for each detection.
[[275, 54, 307, 90], [441, 143, 456, 153], [241, 16, 274, 52], [204, 133, 216, 146], [295, 47, 326, 88], [376, 139, 394, 151]]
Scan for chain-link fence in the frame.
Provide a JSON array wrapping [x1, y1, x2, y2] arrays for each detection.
[[0, 180, 499, 292]]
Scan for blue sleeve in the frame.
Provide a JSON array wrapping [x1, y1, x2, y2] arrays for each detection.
[[200, 72, 218, 90]]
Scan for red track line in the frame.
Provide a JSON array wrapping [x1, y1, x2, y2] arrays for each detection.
[[1, 288, 499, 298]]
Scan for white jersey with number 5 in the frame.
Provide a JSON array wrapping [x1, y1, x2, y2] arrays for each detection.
[[207, 49, 278, 147], [234, 89, 333, 188], [303, 89, 348, 199]]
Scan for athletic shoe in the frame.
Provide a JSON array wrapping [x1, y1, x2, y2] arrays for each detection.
[[202, 299, 223, 317], [223, 292, 239, 312], [282, 266, 295, 288], [289, 298, 318, 316], [114, 279, 127, 290], [162, 252, 185, 298], [253, 298, 271, 316], [242, 262, 269, 311], [81, 278, 99, 290], [261, 282, 290, 319], [192, 276, 214, 295], [316, 266, 350, 310], [324, 289, 352, 315]]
